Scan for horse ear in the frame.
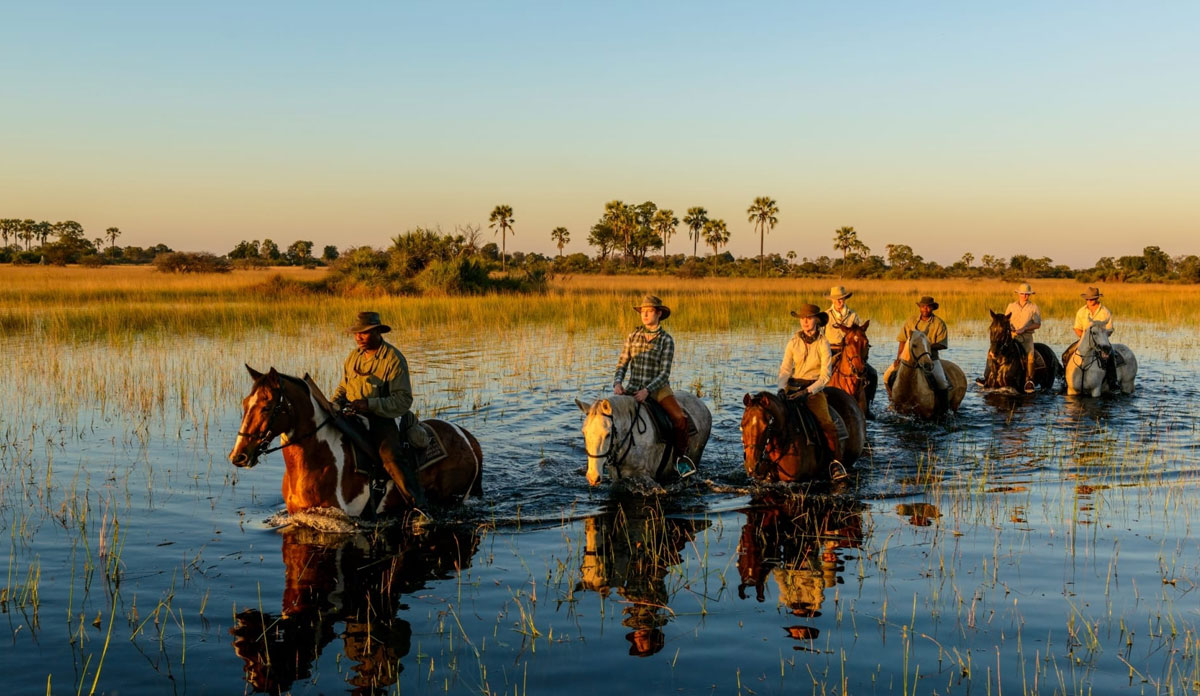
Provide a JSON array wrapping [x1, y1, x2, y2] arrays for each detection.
[[575, 398, 592, 413], [599, 400, 612, 415], [743, 393, 753, 406], [266, 367, 281, 388], [989, 309, 998, 319], [246, 364, 264, 380], [861, 319, 870, 330], [1005, 312, 1012, 321]]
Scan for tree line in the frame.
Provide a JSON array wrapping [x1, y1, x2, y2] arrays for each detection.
[[4, 208, 1199, 284]]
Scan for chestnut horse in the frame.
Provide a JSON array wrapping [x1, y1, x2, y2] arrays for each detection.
[[229, 366, 482, 518], [740, 387, 865, 483], [827, 321, 878, 419], [981, 310, 1059, 392], [231, 524, 480, 693]]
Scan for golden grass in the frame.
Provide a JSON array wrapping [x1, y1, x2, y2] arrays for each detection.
[[2, 266, 1199, 341]]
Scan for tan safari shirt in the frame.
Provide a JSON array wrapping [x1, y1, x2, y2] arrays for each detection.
[[897, 314, 948, 350], [1074, 304, 1114, 335], [824, 306, 861, 347], [777, 331, 833, 394], [1004, 300, 1042, 335], [331, 340, 413, 419]]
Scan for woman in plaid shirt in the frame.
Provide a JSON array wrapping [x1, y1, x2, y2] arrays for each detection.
[[613, 295, 693, 471]]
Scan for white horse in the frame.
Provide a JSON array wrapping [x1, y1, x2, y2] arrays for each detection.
[[574, 393, 712, 486], [1066, 320, 1137, 396]]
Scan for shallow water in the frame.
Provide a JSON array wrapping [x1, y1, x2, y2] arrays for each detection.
[[1, 323, 1198, 695]]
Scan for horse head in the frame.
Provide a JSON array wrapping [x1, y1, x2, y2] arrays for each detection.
[[902, 329, 936, 375], [740, 392, 785, 479], [839, 320, 871, 361], [230, 365, 304, 468], [577, 397, 619, 485], [988, 310, 1013, 348], [1082, 320, 1112, 360]]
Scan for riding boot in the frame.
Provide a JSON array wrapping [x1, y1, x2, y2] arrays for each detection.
[[1024, 351, 1036, 393], [372, 418, 430, 511], [933, 387, 949, 416], [659, 394, 695, 476]]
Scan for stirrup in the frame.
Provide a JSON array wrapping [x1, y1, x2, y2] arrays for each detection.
[[974, 377, 986, 387], [829, 460, 849, 482], [1024, 380, 1035, 393], [675, 455, 697, 479]]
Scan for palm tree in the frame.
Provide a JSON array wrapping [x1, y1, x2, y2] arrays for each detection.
[[702, 219, 729, 257], [746, 196, 779, 275], [833, 226, 860, 269], [488, 204, 515, 271], [651, 209, 679, 265], [550, 226, 570, 257], [0, 219, 15, 249], [602, 200, 636, 259], [106, 227, 122, 250], [19, 219, 36, 250], [683, 207, 708, 259]]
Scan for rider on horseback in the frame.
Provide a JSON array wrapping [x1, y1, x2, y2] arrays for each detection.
[[613, 295, 695, 477], [893, 296, 950, 409], [331, 311, 429, 511], [978, 283, 1042, 393], [1063, 286, 1120, 391], [822, 285, 861, 358], [777, 304, 847, 481]]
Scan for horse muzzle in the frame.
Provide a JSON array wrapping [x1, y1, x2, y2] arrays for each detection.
[[229, 450, 259, 468], [585, 461, 603, 486]]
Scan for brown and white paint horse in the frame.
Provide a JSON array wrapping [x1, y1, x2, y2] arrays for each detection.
[[229, 366, 482, 517]]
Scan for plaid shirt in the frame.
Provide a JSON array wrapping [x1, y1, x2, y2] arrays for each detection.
[[613, 327, 675, 393]]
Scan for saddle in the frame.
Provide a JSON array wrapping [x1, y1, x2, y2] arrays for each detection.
[[642, 398, 699, 479]]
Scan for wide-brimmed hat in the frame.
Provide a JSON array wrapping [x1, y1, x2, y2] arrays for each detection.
[[916, 296, 939, 310], [1080, 286, 1103, 300], [790, 304, 830, 326], [1015, 283, 1035, 295], [347, 311, 391, 334], [825, 285, 853, 300], [633, 294, 671, 320]]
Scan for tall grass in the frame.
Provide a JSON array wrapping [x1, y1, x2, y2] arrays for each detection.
[[3, 266, 1198, 342]]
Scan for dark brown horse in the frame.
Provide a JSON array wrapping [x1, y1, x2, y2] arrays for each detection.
[[740, 388, 865, 483], [981, 310, 1060, 392], [229, 366, 482, 518], [231, 524, 480, 694], [827, 321, 878, 419]]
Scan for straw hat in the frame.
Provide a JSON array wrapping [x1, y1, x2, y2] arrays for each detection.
[[1080, 287, 1103, 300], [790, 304, 830, 327], [825, 285, 853, 300], [916, 296, 939, 310], [347, 311, 391, 334], [1014, 283, 1035, 295], [633, 294, 671, 320]]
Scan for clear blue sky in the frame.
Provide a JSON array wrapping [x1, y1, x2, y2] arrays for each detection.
[[3, 1, 1197, 265]]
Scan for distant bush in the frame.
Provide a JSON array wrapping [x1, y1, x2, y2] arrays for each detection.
[[78, 254, 106, 268], [252, 273, 329, 297], [153, 252, 232, 274]]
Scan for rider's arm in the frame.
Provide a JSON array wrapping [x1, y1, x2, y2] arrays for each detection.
[[808, 340, 832, 394], [613, 330, 635, 389], [777, 338, 796, 390], [368, 350, 414, 419]]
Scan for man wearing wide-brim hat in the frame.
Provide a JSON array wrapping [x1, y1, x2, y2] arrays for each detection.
[[989, 282, 1043, 393], [1063, 286, 1119, 388], [331, 311, 428, 510], [822, 285, 861, 355], [613, 295, 694, 475], [778, 304, 846, 480], [893, 296, 951, 399]]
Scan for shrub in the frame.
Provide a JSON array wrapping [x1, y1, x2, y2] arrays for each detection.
[[153, 252, 232, 274]]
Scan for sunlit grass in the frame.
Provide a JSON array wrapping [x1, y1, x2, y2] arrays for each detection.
[[3, 266, 1199, 342]]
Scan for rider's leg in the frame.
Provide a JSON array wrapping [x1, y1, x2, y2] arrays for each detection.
[[656, 389, 690, 458], [370, 416, 430, 510], [807, 391, 847, 480]]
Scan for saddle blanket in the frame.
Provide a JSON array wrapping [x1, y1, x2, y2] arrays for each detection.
[[416, 423, 449, 471]]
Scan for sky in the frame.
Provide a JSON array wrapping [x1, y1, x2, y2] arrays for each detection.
[[3, 1, 1198, 267]]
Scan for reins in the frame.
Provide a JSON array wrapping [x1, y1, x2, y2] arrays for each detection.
[[239, 380, 333, 461], [586, 400, 648, 479]]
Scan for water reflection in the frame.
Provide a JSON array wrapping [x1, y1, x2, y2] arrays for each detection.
[[896, 502, 941, 527], [576, 501, 711, 657], [736, 492, 863, 649], [230, 524, 480, 695]]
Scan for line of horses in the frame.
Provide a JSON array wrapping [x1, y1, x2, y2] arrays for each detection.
[[227, 316, 1137, 523]]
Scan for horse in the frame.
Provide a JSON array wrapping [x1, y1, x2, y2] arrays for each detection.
[[740, 387, 865, 483], [574, 393, 712, 486], [230, 523, 480, 694], [827, 321, 878, 419], [1065, 321, 1138, 396], [883, 329, 966, 419], [229, 366, 483, 518], [980, 309, 1060, 392]]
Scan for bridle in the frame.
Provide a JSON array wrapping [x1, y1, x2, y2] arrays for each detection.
[[745, 396, 786, 479], [1073, 326, 1109, 376], [237, 380, 332, 464], [585, 400, 647, 480], [834, 333, 870, 381]]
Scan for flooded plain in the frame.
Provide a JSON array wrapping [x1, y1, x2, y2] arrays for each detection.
[[2, 321, 1198, 695]]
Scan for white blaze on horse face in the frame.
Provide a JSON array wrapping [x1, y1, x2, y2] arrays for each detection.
[[230, 387, 269, 462], [583, 403, 614, 486]]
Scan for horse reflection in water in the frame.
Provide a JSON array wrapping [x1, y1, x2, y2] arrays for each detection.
[[230, 524, 480, 695], [736, 492, 863, 649], [576, 502, 710, 657]]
